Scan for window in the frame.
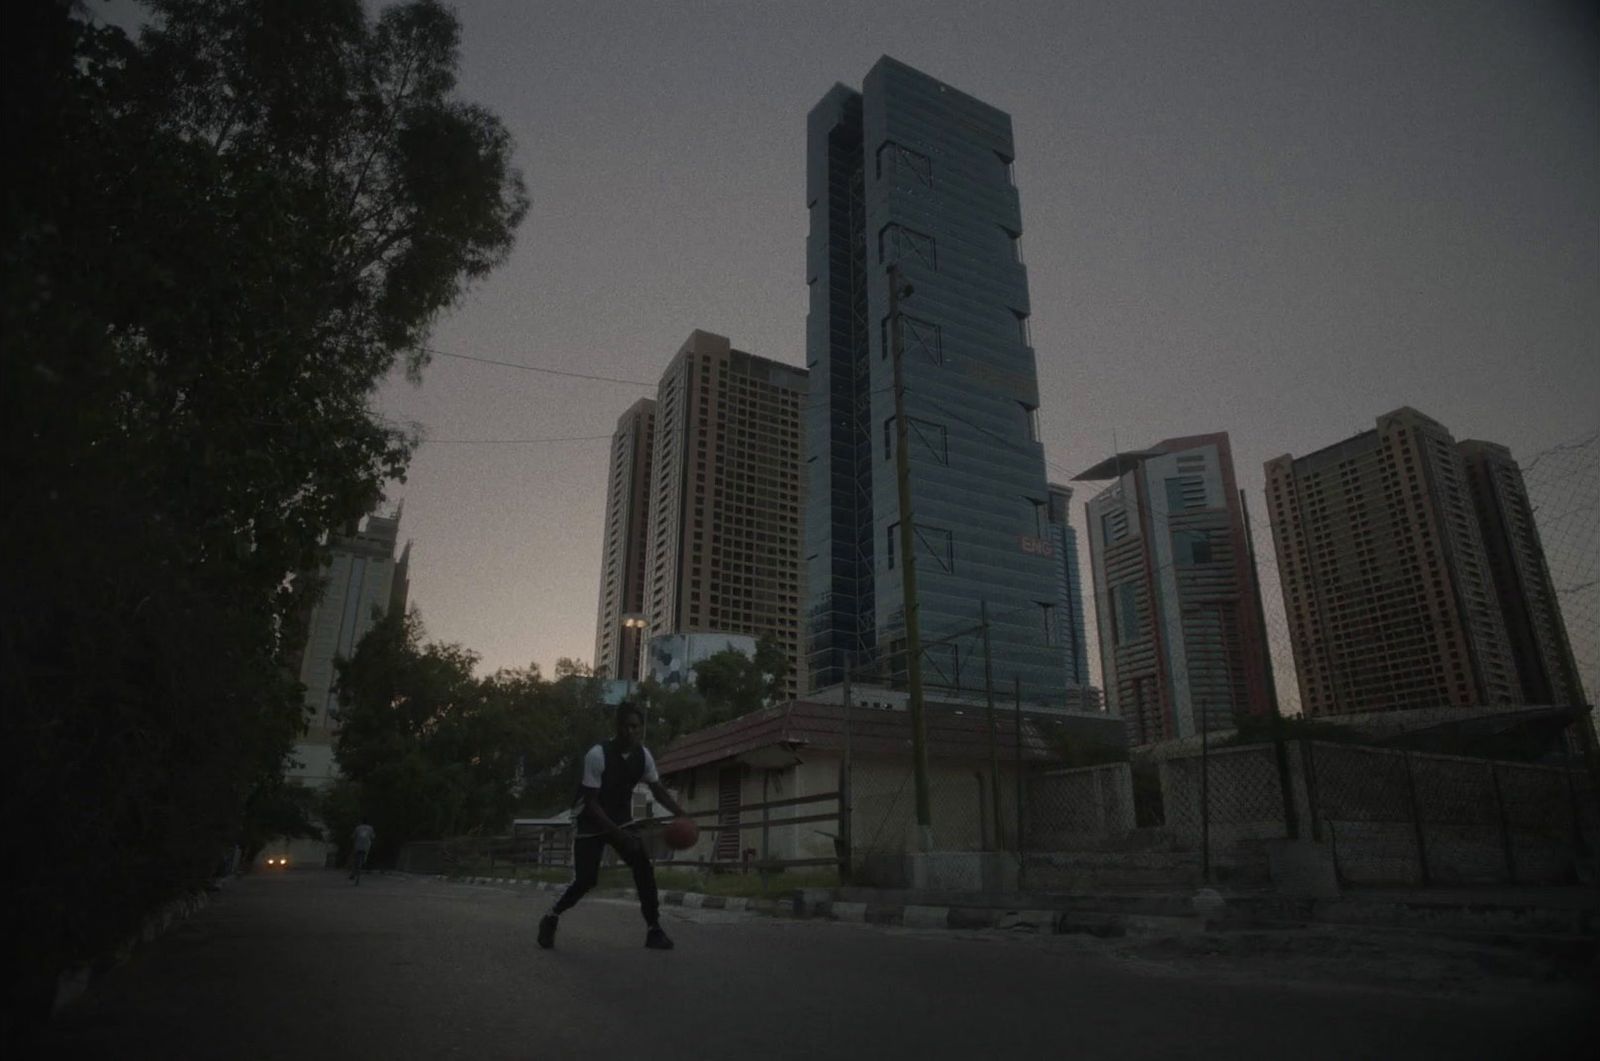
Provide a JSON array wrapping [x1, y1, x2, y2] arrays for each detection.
[[886, 522, 954, 573], [884, 416, 949, 465], [995, 149, 1015, 186], [1113, 582, 1141, 644], [1010, 307, 1032, 345], [881, 313, 943, 364], [1165, 475, 1206, 512], [878, 223, 937, 269], [875, 141, 933, 187], [1101, 508, 1129, 544], [1027, 497, 1047, 538], [1002, 225, 1024, 264], [923, 643, 959, 688], [1039, 602, 1056, 646], [1020, 402, 1041, 443], [1174, 529, 1213, 566]]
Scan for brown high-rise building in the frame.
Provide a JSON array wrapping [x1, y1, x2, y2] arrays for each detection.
[[1459, 440, 1586, 706], [1265, 408, 1523, 717], [643, 331, 808, 698], [593, 398, 656, 681]]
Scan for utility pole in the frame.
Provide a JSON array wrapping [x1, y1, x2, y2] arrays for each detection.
[[980, 601, 1004, 850], [840, 655, 854, 882], [1013, 676, 1026, 886], [889, 263, 932, 850]]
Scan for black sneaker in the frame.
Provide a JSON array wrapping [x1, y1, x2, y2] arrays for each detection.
[[645, 925, 674, 950], [537, 914, 558, 950]]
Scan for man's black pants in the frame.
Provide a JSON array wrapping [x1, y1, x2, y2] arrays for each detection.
[[552, 834, 659, 926]]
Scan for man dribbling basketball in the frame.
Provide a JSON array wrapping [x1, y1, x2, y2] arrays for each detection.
[[539, 701, 687, 951]]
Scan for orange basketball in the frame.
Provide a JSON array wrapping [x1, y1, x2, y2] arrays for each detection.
[[662, 817, 699, 850]]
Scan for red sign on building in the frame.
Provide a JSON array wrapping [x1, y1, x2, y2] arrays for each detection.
[[1019, 534, 1054, 558]]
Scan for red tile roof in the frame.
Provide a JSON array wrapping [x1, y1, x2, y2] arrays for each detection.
[[654, 699, 1057, 775]]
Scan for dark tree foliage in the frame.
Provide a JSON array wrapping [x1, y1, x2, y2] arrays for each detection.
[[330, 613, 610, 853], [1, 0, 526, 1033], [637, 636, 790, 743], [238, 777, 324, 866]]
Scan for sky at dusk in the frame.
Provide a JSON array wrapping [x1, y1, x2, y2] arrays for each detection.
[[114, 1, 1600, 686]]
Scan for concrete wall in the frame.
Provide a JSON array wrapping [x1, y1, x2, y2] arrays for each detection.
[[1151, 739, 1599, 885]]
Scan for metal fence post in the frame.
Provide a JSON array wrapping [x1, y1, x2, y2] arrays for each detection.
[[1402, 746, 1431, 886], [1014, 676, 1025, 890], [981, 601, 1004, 852], [1273, 721, 1299, 841], [1301, 740, 1323, 843], [1200, 709, 1211, 885], [1489, 761, 1516, 884], [1559, 721, 1591, 862], [760, 769, 771, 892], [839, 657, 853, 883]]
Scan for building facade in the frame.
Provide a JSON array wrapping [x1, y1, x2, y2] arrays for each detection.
[[642, 330, 808, 699], [593, 398, 656, 681], [290, 508, 410, 790], [1079, 434, 1274, 745], [1458, 440, 1584, 706], [804, 56, 1074, 705], [1264, 408, 1523, 717], [1048, 483, 1091, 688]]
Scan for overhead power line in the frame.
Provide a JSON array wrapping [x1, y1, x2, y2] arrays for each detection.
[[427, 348, 657, 388]]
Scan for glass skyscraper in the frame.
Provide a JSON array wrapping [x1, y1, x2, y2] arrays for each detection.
[[803, 57, 1077, 704]]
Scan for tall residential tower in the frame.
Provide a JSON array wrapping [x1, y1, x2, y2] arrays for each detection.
[[642, 330, 808, 698], [804, 57, 1078, 704], [1264, 408, 1524, 716], [1459, 440, 1586, 706], [593, 398, 656, 681]]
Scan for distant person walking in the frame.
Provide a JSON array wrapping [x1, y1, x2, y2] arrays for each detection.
[[539, 702, 687, 951], [350, 821, 376, 884]]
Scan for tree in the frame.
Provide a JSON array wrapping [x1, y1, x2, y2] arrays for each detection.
[[691, 636, 789, 725], [2, 1, 526, 1034], [239, 776, 324, 868], [331, 613, 604, 851], [334, 608, 495, 850], [638, 679, 710, 744], [754, 635, 791, 699], [516, 660, 610, 814]]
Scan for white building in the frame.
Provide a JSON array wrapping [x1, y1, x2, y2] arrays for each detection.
[[282, 509, 409, 865]]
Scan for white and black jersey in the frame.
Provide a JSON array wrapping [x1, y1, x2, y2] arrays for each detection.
[[572, 740, 659, 830]]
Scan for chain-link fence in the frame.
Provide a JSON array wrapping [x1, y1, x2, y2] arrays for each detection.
[[1304, 728, 1598, 886], [1521, 429, 1598, 708]]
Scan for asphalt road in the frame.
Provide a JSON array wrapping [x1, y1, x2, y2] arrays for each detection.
[[35, 871, 1595, 1060]]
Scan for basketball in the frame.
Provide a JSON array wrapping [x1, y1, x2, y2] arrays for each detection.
[[662, 817, 699, 850]]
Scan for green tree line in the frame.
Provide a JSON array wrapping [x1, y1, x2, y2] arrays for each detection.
[[325, 610, 791, 864]]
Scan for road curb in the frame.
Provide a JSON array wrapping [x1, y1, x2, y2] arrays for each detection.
[[426, 874, 1600, 950], [434, 875, 1144, 935]]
